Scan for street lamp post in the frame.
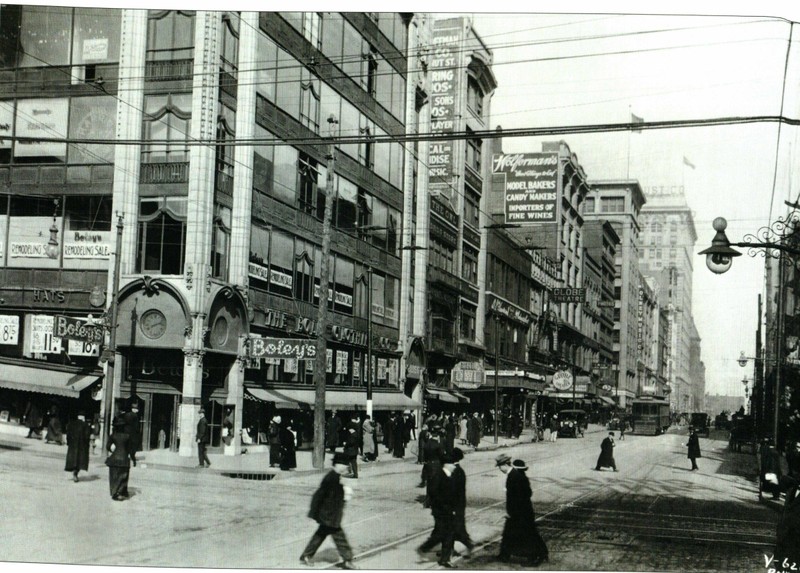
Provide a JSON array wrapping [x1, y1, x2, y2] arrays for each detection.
[[699, 214, 800, 447], [494, 314, 500, 444]]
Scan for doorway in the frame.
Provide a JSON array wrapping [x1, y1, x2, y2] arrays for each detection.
[[147, 394, 179, 451]]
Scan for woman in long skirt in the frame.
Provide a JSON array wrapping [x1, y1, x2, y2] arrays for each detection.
[[106, 418, 135, 500]]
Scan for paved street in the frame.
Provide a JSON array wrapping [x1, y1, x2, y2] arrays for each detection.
[[0, 424, 784, 572]]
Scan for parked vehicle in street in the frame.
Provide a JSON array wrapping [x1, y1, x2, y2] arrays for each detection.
[[690, 412, 711, 437], [557, 409, 587, 438]]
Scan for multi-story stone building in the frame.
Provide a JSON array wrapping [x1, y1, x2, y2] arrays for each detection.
[[638, 187, 699, 413], [0, 8, 431, 458], [584, 179, 646, 410], [417, 16, 497, 407]]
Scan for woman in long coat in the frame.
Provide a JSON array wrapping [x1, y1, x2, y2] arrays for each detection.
[[497, 458, 548, 565], [362, 417, 376, 462], [65, 412, 91, 482], [279, 422, 297, 471], [45, 406, 63, 445], [106, 418, 135, 501]]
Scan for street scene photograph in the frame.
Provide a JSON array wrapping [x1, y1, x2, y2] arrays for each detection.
[[2, 2, 800, 573]]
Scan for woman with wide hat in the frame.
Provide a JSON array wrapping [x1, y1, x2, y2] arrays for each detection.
[[105, 416, 136, 500]]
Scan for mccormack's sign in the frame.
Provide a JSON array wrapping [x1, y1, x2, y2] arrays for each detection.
[[248, 336, 317, 360]]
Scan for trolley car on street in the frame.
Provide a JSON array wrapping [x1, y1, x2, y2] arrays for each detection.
[[630, 398, 671, 435]]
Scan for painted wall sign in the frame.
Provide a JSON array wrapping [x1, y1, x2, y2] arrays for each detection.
[[428, 25, 462, 201], [493, 153, 559, 224], [14, 98, 68, 159]]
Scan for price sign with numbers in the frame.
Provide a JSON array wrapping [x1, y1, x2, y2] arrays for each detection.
[[0, 315, 19, 345], [30, 315, 62, 354], [67, 339, 99, 357]]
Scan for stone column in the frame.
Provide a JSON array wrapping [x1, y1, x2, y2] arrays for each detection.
[[178, 11, 221, 457], [224, 360, 244, 455]]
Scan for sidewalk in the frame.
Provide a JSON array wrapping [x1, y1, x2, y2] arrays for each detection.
[[0, 421, 609, 478]]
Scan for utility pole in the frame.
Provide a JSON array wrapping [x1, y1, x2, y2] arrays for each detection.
[[312, 115, 338, 469], [366, 265, 373, 419], [101, 214, 123, 452], [494, 314, 499, 444]]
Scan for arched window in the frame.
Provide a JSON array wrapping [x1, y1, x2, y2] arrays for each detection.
[[136, 197, 187, 274], [141, 94, 191, 163], [146, 10, 195, 61]]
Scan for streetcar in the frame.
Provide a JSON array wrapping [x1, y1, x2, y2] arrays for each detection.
[[630, 398, 671, 435]]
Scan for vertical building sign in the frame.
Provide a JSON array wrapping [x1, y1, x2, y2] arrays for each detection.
[[637, 286, 644, 353], [428, 24, 462, 201], [493, 153, 559, 224]]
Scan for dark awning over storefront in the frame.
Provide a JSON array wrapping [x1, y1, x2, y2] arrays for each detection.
[[598, 396, 616, 406], [245, 387, 420, 410], [426, 388, 470, 404], [0, 363, 101, 398]]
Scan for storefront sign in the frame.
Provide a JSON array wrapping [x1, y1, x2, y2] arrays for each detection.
[[263, 308, 289, 330], [452, 361, 484, 389], [63, 231, 111, 259], [32, 289, 66, 304], [248, 336, 316, 360], [330, 325, 368, 347], [552, 369, 573, 391], [494, 152, 559, 224], [551, 288, 586, 303], [488, 294, 531, 324], [10, 242, 51, 258], [428, 25, 462, 199], [53, 315, 104, 344], [430, 218, 458, 248], [431, 197, 459, 228], [0, 315, 19, 345]]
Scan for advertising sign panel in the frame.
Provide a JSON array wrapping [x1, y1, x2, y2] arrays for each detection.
[[551, 288, 586, 303], [552, 369, 573, 391], [14, 98, 68, 159], [53, 315, 104, 344], [0, 315, 19, 345], [247, 336, 317, 360], [493, 152, 559, 224], [428, 25, 462, 200]]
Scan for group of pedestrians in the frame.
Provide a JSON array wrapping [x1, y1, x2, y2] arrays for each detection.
[[299, 444, 549, 570]]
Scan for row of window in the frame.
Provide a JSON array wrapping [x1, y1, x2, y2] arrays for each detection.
[[249, 225, 400, 327], [255, 30, 406, 188], [281, 13, 407, 122], [252, 133, 401, 256], [247, 349, 401, 388], [583, 196, 626, 214]]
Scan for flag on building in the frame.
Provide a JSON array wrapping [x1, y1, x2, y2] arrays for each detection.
[[631, 113, 644, 133], [683, 156, 696, 169]]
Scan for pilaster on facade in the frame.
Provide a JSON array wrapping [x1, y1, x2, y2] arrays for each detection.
[[228, 11, 259, 289], [112, 9, 147, 276]]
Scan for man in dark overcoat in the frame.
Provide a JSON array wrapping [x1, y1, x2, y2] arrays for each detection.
[[122, 402, 141, 455], [326, 411, 342, 453], [595, 431, 617, 471], [343, 427, 359, 478], [64, 412, 91, 482], [300, 453, 355, 569], [417, 453, 458, 568], [686, 426, 701, 471], [196, 408, 211, 468], [392, 412, 406, 458], [106, 417, 136, 501], [495, 455, 548, 565], [419, 426, 444, 489], [467, 413, 480, 448], [451, 448, 474, 557]]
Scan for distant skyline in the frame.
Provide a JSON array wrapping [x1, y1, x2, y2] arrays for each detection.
[[470, 8, 800, 397]]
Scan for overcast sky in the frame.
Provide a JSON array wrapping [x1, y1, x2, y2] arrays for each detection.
[[467, 5, 800, 397]]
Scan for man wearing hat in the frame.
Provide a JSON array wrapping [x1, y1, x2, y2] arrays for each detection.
[[451, 448, 474, 557], [417, 452, 458, 568], [196, 408, 211, 468], [300, 453, 356, 569], [595, 431, 617, 472], [686, 426, 701, 471], [419, 424, 444, 489], [495, 454, 549, 565]]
